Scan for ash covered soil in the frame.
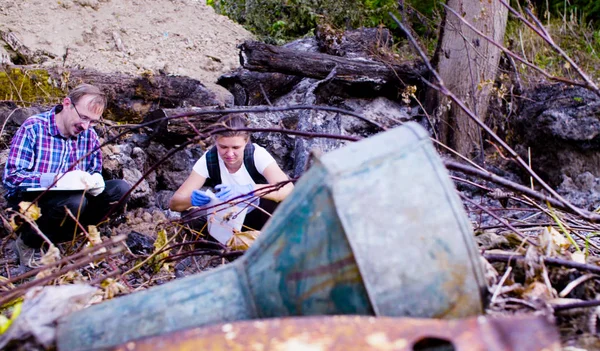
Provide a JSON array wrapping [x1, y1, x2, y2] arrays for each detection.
[[0, 0, 254, 90]]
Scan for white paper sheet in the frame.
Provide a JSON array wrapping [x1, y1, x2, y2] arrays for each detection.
[[205, 190, 248, 244]]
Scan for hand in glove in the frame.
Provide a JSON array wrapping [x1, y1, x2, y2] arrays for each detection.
[[191, 189, 211, 206], [215, 184, 254, 202], [88, 173, 105, 196], [55, 170, 90, 190]]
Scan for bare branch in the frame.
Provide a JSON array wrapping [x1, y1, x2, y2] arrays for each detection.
[[498, 0, 600, 96], [442, 4, 589, 89], [390, 13, 589, 219]]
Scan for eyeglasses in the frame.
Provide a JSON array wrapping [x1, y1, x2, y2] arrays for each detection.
[[72, 103, 101, 127]]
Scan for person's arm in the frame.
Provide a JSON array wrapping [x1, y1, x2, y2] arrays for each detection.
[[2, 125, 50, 194], [256, 162, 294, 202], [169, 171, 208, 211]]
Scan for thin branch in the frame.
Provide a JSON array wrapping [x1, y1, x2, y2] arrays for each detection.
[[443, 4, 589, 89], [444, 160, 600, 222], [113, 105, 386, 132], [498, 0, 600, 96], [553, 299, 600, 312], [0, 244, 125, 306], [391, 13, 589, 219], [0, 234, 126, 288], [460, 194, 536, 246], [484, 252, 600, 275]]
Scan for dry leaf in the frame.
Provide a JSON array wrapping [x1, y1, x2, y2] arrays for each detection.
[[479, 256, 499, 289], [227, 230, 260, 251], [57, 270, 86, 285], [570, 251, 587, 264], [101, 278, 128, 300], [151, 229, 170, 272], [85, 225, 106, 254], [10, 202, 42, 230], [539, 226, 570, 255], [0, 300, 22, 334], [87, 225, 102, 246], [35, 245, 61, 280], [523, 281, 555, 301], [39, 245, 60, 266], [18, 201, 41, 221]]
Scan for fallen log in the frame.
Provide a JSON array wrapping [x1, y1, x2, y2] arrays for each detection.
[[239, 40, 426, 88]]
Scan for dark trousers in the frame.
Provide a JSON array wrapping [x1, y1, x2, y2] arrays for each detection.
[[183, 198, 279, 239], [8, 179, 131, 248]]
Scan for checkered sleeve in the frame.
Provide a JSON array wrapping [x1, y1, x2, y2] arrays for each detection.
[[3, 124, 42, 195], [87, 131, 102, 174]]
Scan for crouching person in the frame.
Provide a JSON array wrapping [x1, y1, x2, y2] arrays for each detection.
[[2, 84, 131, 268], [169, 113, 294, 240]]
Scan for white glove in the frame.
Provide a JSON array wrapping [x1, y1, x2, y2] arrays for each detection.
[[88, 173, 105, 196], [55, 170, 90, 190], [54, 171, 105, 196]]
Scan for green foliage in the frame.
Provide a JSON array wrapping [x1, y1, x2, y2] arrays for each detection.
[[209, 0, 439, 41], [547, 0, 600, 27], [533, 48, 556, 69], [505, 4, 600, 84], [515, 0, 600, 28]]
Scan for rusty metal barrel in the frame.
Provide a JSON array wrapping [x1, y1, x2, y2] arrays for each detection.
[[57, 122, 487, 350]]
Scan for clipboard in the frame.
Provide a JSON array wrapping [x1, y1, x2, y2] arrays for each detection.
[[26, 186, 103, 192]]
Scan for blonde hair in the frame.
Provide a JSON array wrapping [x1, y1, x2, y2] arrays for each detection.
[[68, 84, 107, 114], [212, 113, 250, 140]]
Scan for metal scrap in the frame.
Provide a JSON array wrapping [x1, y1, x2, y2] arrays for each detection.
[[114, 314, 560, 351]]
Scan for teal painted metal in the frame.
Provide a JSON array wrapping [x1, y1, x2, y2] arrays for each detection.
[[57, 122, 486, 351]]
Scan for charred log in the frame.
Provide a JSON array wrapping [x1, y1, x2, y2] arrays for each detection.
[[137, 107, 222, 147], [314, 26, 394, 59], [238, 40, 426, 93], [217, 69, 302, 106]]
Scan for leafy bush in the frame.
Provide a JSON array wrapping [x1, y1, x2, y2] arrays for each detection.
[[546, 0, 600, 27], [209, 0, 439, 41]]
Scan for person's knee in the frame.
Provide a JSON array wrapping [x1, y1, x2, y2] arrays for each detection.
[[59, 194, 89, 215], [105, 179, 132, 202], [114, 179, 131, 197]]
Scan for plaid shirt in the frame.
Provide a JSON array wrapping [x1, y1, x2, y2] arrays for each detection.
[[3, 107, 102, 198]]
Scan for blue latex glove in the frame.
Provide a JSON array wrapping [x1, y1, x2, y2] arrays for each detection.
[[215, 184, 254, 202], [191, 190, 211, 206]]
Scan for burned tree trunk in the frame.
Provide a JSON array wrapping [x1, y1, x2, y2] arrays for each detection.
[[427, 0, 508, 161]]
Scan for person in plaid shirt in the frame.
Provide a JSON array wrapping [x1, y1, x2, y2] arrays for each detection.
[[3, 84, 131, 268]]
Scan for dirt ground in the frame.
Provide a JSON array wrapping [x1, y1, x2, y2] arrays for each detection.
[[0, 0, 254, 91]]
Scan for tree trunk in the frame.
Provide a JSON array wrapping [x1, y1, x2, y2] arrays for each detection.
[[428, 0, 508, 161]]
